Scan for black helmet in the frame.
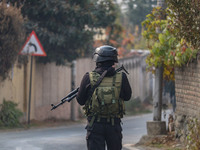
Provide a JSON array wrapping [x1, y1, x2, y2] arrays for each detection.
[[93, 45, 118, 63]]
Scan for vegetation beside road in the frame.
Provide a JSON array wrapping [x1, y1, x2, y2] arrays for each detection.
[[136, 132, 185, 150], [0, 99, 23, 129]]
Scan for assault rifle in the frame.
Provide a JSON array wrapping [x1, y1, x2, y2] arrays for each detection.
[[50, 65, 129, 111]]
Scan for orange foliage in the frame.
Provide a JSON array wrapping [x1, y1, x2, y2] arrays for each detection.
[[93, 26, 135, 58], [109, 39, 118, 46]]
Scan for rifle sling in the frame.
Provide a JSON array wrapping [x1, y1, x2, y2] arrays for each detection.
[[87, 68, 110, 127], [87, 67, 111, 101]]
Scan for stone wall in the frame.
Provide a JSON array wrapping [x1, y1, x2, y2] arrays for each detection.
[[175, 63, 200, 117], [175, 62, 200, 141]]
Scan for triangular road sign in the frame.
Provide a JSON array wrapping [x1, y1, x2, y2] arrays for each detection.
[[19, 30, 47, 56]]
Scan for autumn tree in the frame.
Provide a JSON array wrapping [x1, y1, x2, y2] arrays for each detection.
[[93, 3, 135, 58]]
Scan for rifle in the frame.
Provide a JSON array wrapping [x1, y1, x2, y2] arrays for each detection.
[[50, 65, 129, 111]]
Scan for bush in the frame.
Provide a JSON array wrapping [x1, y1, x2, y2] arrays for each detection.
[[0, 2, 25, 79], [0, 99, 23, 128], [186, 118, 200, 150]]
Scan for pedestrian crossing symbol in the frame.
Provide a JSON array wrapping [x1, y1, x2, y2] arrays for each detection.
[[19, 30, 47, 56]]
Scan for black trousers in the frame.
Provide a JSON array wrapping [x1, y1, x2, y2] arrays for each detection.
[[86, 119, 122, 150]]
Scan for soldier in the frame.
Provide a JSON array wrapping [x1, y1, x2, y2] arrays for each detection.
[[76, 45, 132, 150]]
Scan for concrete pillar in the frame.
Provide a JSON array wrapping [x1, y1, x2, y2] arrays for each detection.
[[146, 122, 167, 136], [147, 121, 167, 135]]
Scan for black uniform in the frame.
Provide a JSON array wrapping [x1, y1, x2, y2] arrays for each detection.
[[76, 65, 132, 150]]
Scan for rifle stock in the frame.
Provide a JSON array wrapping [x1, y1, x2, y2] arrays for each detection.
[[50, 65, 128, 111]]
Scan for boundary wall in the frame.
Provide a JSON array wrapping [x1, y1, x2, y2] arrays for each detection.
[[0, 53, 153, 122], [175, 61, 200, 141]]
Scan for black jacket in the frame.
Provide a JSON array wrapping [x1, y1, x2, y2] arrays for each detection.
[[76, 66, 132, 106]]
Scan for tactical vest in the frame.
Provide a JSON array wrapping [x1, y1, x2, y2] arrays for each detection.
[[83, 71, 125, 124]]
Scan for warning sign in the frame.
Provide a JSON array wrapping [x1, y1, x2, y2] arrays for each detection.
[[19, 30, 47, 56]]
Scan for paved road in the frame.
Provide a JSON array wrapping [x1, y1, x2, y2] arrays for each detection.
[[0, 113, 168, 150]]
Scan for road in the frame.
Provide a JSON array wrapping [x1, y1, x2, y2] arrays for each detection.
[[0, 113, 167, 150]]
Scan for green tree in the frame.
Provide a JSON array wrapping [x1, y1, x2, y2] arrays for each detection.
[[123, 0, 156, 33], [0, 2, 25, 79], [166, 0, 200, 52], [9, 0, 118, 64], [142, 7, 197, 80]]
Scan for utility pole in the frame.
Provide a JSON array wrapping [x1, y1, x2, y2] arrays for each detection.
[[70, 61, 76, 121], [146, 0, 167, 135], [153, 0, 166, 122], [153, 66, 163, 121]]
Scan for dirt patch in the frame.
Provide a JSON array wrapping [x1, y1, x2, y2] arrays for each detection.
[[135, 132, 186, 150]]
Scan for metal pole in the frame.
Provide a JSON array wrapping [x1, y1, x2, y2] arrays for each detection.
[[28, 55, 33, 124]]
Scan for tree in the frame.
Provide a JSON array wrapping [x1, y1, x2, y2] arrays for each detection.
[[0, 1, 25, 79], [93, 3, 135, 58], [166, 0, 200, 52], [123, 0, 156, 33], [143, 1, 197, 123], [142, 7, 197, 80], [9, 0, 118, 64]]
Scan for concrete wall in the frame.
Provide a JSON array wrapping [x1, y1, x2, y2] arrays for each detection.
[[0, 59, 26, 113], [0, 57, 96, 122], [118, 53, 153, 101], [0, 53, 153, 122], [0, 56, 74, 122], [75, 58, 95, 87], [34, 62, 72, 121], [74, 58, 95, 116]]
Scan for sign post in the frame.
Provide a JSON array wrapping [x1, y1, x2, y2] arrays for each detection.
[[28, 55, 33, 125], [19, 30, 46, 124]]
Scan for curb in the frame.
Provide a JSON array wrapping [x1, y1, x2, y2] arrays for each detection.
[[123, 144, 143, 150]]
